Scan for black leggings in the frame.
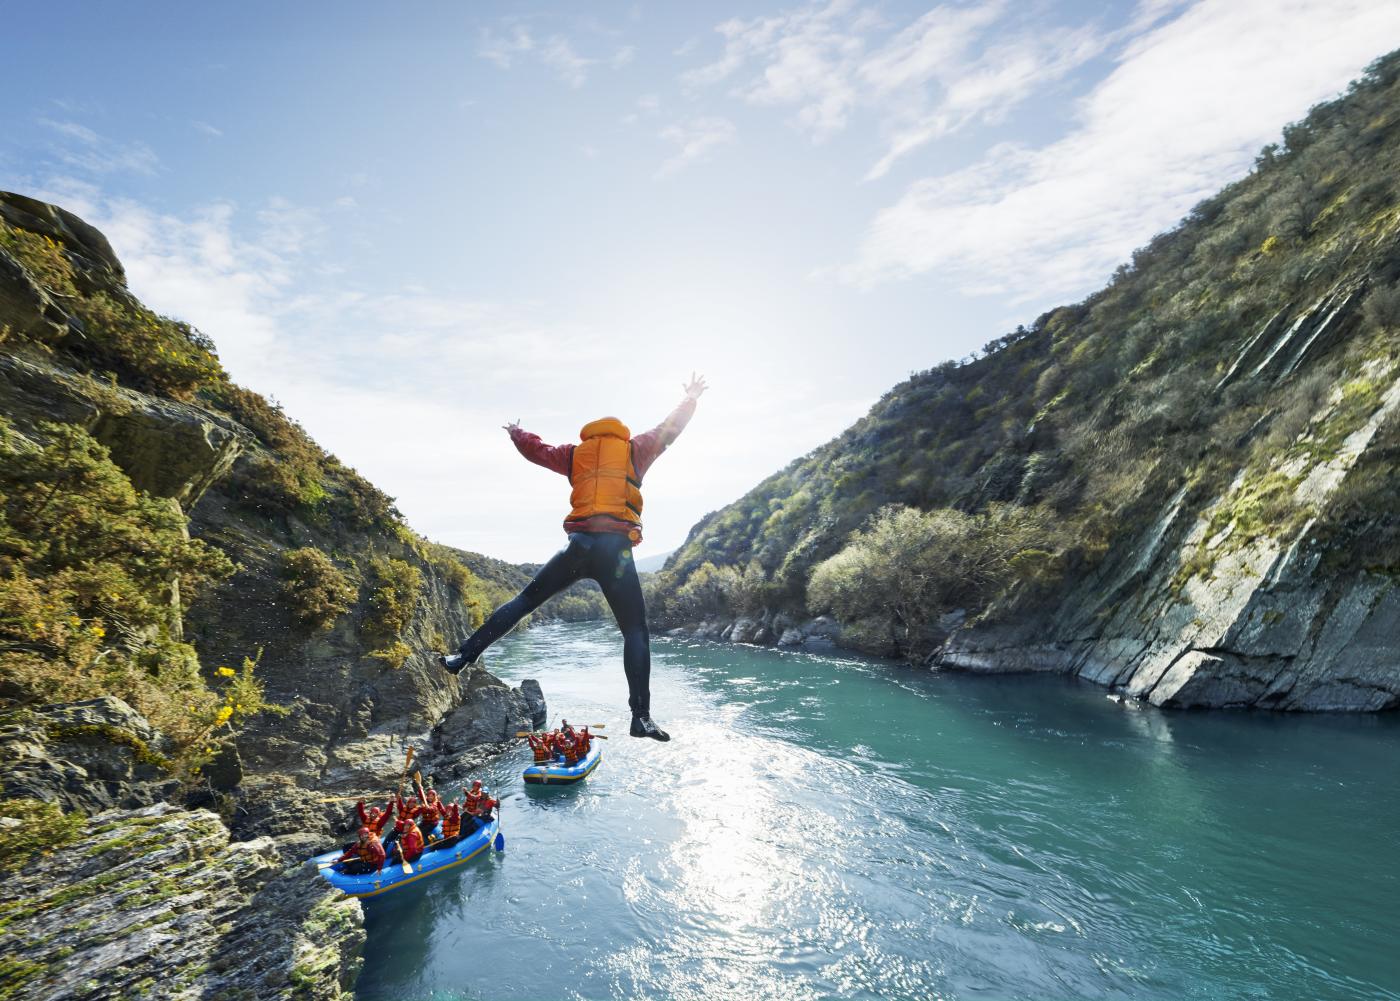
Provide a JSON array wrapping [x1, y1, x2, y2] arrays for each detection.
[[457, 531, 652, 714]]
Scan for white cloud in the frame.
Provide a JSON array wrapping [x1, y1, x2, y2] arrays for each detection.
[[682, 0, 1114, 158], [192, 120, 223, 137], [479, 23, 624, 88], [656, 117, 737, 176], [539, 36, 595, 88], [478, 25, 534, 68], [622, 93, 661, 126], [38, 118, 160, 175], [843, 0, 1400, 300]]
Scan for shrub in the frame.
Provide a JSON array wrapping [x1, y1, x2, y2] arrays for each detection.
[[281, 547, 356, 631], [363, 556, 421, 657], [0, 418, 267, 773], [1363, 282, 1400, 330], [210, 384, 330, 515], [808, 504, 1062, 660], [0, 798, 84, 873], [367, 640, 412, 670], [671, 562, 741, 622], [423, 542, 487, 627]]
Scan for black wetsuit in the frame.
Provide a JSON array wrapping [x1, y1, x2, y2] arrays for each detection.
[[455, 531, 651, 714]]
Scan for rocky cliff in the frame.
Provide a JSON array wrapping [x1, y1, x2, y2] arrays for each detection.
[[0, 191, 549, 997], [0, 802, 362, 1001], [652, 51, 1400, 712]]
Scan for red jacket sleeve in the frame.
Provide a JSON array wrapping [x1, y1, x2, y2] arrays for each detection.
[[509, 427, 573, 476], [355, 801, 369, 826], [631, 397, 696, 480]]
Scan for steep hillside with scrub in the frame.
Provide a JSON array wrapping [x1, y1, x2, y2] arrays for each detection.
[[652, 51, 1400, 711], [0, 190, 565, 997]]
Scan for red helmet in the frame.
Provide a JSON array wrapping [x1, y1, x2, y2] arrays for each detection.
[[357, 825, 370, 838], [394, 819, 407, 832], [471, 779, 482, 790]]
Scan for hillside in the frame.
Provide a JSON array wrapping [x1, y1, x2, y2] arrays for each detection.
[[651, 51, 1400, 711], [0, 190, 591, 996]]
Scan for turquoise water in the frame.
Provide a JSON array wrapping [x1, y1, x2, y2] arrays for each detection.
[[354, 621, 1400, 1001]]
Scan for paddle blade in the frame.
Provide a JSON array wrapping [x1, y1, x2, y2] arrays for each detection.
[[494, 830, 505, 852]]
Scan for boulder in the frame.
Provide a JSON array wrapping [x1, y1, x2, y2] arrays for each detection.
[[519, 678, 548, 728], [0, 697, 178, 813]]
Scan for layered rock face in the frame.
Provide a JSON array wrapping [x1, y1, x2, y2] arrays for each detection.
[[940, 319, 1400, 710], [0, 803, 363, 1001]]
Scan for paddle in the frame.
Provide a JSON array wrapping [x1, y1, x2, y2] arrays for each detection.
[[515, 730, 608, 739], [493, 790, 505, 853], [396, 746, 415, 800]]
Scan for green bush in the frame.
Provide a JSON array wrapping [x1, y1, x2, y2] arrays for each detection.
[[72, 293, 222, 401], [672, 562, 741, 622], [363, 556, 421, 658], [367, 640, 412, 670], [280, 547, 356, 631], [0, 798, 84, 873], [0, 418, 242, 766], [808, 504, 1062, 659]]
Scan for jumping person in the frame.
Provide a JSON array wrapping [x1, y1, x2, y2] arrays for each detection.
[[439, 373, 709, 742]]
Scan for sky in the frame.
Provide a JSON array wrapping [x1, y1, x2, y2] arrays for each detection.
[[4, 0, 1400, 562]]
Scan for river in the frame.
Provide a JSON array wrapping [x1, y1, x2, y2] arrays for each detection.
[[353, 621, 1400, 1001]]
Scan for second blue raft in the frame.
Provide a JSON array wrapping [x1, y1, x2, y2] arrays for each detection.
[[523, 743, 602, 785]]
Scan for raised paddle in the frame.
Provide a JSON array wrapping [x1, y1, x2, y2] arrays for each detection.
[[396, 746, 415, 800]]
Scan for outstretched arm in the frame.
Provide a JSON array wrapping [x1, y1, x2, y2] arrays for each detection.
[[632, 373, 707, 479], [505, 419, 573, 476]]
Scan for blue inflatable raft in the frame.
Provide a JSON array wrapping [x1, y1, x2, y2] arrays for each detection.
[[308, 818, 497, 898], [523, 743, 602, 785]]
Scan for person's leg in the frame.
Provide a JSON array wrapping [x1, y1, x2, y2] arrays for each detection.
[[589, 534, 670, 741], [443, 537, 587, 671]]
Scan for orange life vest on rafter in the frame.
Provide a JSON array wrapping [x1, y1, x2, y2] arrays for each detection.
[[568, 418, 643, 528]]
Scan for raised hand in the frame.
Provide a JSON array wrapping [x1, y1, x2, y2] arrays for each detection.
[[682, 372, 708, 400], [502, 418, 521, 433]]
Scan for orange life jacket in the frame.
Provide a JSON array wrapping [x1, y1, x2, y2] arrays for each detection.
[[568, 419, 643, 528], [398, 822, 424, 859], [441, 805, 461, 839], [464, 790, 484, 816]]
